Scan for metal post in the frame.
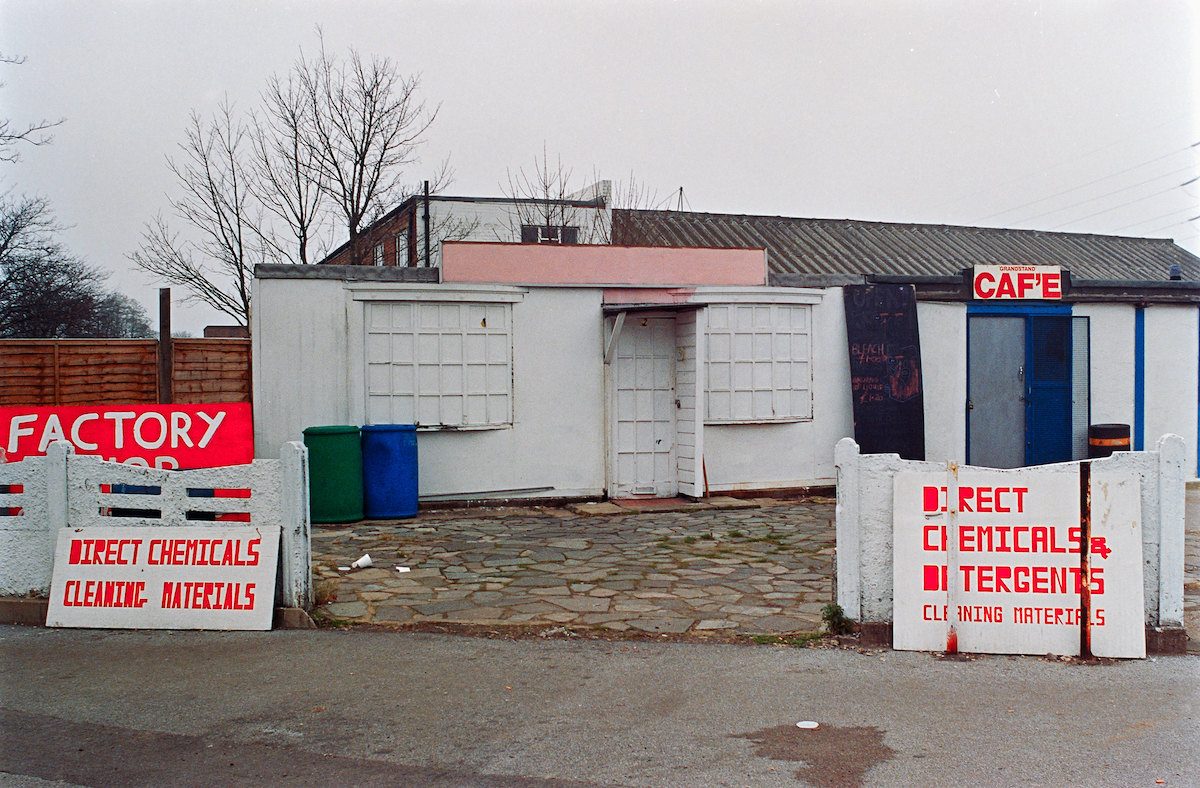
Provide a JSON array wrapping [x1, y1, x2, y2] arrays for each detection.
[[1079, 461, 1092, 658], [158, 288, 173, 404]]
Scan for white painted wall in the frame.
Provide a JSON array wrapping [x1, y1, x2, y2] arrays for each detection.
[[918, 302, 967, 464], [1073, 304, 1135, 427], [406, 288, 607, 499], [1144, 305, 1198, 472], [420, 199, 611, 266], [703, 290, 850, 490], [835, 434, 1188, 629], [0, 452, 55, 596], [254, 278, 607, 500], [0, 442, 312, 608], [252, 276, 353, 452], [254, 272, 1198, 502]]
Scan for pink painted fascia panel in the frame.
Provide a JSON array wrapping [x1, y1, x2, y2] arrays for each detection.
[[441, 242, 767, 286], [602, 288, 697, 305]]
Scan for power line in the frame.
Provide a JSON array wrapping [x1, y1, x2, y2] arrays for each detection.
[[1049, 177, 1199, 230], [1147, 213, 1200, 234], [977, 140, 1199, 223], [921, 110, 1195, 214], [1113, 203, 1200, 235], [1007, 162, 1197, 225]]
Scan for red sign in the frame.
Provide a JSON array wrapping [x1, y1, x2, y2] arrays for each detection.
[[47, 526, 279, 630], [893, 468, 1145, 658], [972, 264, 1062, 300], [0, 404, 253, 469]]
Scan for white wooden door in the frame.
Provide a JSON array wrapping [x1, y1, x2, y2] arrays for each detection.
[[610, 317, 677, 497]]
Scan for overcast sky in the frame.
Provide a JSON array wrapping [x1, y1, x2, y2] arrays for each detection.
[[2, 0, 1197, 334]]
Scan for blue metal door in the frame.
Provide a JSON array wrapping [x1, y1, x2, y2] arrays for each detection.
[[1025, 316, 1073, 465]]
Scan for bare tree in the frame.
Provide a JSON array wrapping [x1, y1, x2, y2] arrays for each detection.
[[85, 292, 155, 338], [595, 170, 661, 244], [502, 147, 591, 240], [131, 104, 266, 326], [252, 72, 328, 265], [132, 36, 442, 320], [0, 53, 64, 164], [417, 209, 482, 267], [501, 148, 659, 244], [0, 192, 149, 338], [297, 35, 438, 264]]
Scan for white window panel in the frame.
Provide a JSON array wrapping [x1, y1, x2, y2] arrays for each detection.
[[365, 301, 513, 428], [705, 303, 813, 423]]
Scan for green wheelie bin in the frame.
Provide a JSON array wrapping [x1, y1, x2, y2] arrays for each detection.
[[302, 425, 364, 523]]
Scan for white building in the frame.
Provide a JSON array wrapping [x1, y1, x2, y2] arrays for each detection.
[[253, 216, 1200, 503]]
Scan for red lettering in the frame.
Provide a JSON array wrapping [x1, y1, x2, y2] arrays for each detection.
[[958, 487, 974, 512], [1013, 487, 1027, 512], [974, 272, 996, 298], [922, 486, 940, 512], [976, 487, 993, 512], [1043, 273, 1062, 299]]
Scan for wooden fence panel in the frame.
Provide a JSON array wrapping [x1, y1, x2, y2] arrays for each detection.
[[0, 340, 158, 406], [0, 338, 251, 406], [171, 338, 251, 404]]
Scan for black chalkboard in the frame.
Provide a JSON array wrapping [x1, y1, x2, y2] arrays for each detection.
[[843, 284, 925, 460]]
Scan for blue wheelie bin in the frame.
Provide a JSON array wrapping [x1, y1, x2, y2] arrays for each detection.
[[360, 424, 418, 518]]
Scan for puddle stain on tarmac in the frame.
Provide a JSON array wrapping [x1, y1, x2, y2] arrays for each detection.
[[731, 724, 895, 786]]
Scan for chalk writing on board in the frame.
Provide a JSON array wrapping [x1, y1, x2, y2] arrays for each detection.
[[843, 285, 925, 460]]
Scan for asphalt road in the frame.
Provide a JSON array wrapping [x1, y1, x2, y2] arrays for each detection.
[[0, 626, 1196, 787]]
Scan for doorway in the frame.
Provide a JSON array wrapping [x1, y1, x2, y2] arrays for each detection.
[[608, 316, 677, 497], [968, 309, 1088, 467]]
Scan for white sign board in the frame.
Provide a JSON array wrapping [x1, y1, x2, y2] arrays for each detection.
[[47, 526, 280, 630], [972, 264, 1063, 300], [893, 467, 1144, 657]]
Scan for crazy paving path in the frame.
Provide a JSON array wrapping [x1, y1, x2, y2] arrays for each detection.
[[311, 499, 836, 635]]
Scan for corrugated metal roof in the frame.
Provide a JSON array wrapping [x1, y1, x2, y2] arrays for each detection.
[[612, 210, 1200, 282]]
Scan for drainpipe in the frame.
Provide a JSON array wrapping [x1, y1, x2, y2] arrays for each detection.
[[423, 180, 431, 267]]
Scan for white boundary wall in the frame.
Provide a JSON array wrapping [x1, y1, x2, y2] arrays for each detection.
[[835, 434, 1187, 629], [0, 442, 312, 609]]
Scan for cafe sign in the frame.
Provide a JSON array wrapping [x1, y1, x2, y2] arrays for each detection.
[[972, 264, 1063, 300]]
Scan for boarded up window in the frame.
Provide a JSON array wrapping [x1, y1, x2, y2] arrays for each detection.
[[705, 304, 812, 423], [364, 302, 512, 427]]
